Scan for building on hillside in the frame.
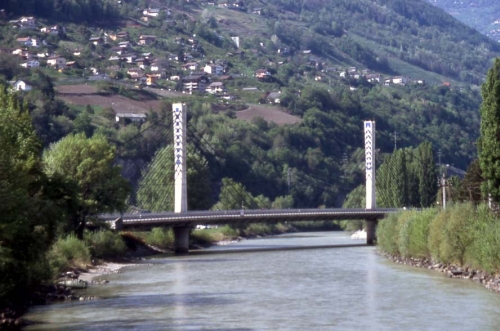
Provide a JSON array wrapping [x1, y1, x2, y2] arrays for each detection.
[[12, 80, 34, 91], [182, 74, 209, 94], [181, 62, 199, 71], [255, 69, 271, 80], [207, 82, 226, 94], [204, 64, 224, 75], [115, 113, 147, 123], [266, 91, 281, 104], [20, 59, 40, 68], [46, 56, 66, 68], [89, 37, 104, 45], [138, 35, 156, 46], [143, 8, 161, 17], [392, 76, 410, 85]]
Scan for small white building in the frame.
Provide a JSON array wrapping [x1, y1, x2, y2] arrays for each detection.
[[143, 8, 160, 17], [115, 113, 147, 123], [12, 80, 34, 91]]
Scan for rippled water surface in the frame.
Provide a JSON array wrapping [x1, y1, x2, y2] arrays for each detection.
[[24, 232, 500, 330]]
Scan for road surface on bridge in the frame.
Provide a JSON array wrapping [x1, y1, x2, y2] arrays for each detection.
[[100, 208, 398, 229]]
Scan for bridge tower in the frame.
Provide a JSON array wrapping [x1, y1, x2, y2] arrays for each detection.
[[364, 120, 377, 245], [173, 103, 190, 253]]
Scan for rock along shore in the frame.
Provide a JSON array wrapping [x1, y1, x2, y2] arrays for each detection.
[[382, 252, 500, 293], [0, 261, 136, 330]]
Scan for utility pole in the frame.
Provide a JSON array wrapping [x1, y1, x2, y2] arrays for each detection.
[[441, 174, 447, 209], [287, 168, 291, 195]]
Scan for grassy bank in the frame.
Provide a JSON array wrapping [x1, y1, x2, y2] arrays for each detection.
[[377, 203, 500, 273]]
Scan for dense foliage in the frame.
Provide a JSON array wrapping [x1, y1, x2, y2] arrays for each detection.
[[377, 204, 500, 273], [478, 59, 500, 203]]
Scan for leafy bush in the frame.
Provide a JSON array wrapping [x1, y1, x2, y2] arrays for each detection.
[[47, 235, 91, 274], [379, 203, 500, 273], [145, 228, 174, 249], [407, 208, 437, 258], [85, 231, 127, 259], [376, 213, 401, 255], [467, 205, 500, 273]]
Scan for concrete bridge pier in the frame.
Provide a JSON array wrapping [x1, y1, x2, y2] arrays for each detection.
[[365, 219, 378, 245], [173, 226, 190, 254]]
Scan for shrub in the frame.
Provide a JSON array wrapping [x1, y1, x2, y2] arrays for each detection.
[[428, 207, 449, 262], [219, 225, 240, 238], [145, 228, 174, 249], [407, 208, 437, 258], [47, 235, 91, 274], [467, 204, 500, 272], [85, 231, 127, 259], [376, 212, 401, 255]]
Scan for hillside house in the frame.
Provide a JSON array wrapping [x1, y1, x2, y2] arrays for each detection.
[[138, 35, 156, 46], [123, 53, 138, 63], [127, 67, 144, 79], [10, 17, 36, 30], [182, 75, 209, 94], [366, 74, 381, 83], [204, 64, 223, 75], [118, 41, 133, 49], [20, 59, 40, 68], [151, 59, 169, 73], [255, 69, 271, 80], [89, 37, 104, 45], [12, 80, 34, 91], [41, 25, 62, 35], [17, 37, 40, 47], [46, 56, 66, 68], [146, 74, 159, 86], [135, 58, 150, 69], [207, 82, 226, 94], [19, 16, 36, 26], [266, 91, 281, 104], [115, 113, 147, 123], [143, 8, 161, 17], [181, 62, 199, 71], [392, 76, 410, 85]]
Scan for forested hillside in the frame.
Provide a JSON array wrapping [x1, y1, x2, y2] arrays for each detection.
[[427, 0, 500, 42], [0, 0, 491, 210]]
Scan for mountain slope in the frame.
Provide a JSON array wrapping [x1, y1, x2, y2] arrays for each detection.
[[426, 0, 500, 42]]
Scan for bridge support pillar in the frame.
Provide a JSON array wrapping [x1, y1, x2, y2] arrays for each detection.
[[173, 226, 190, 254], [365, 219, 378, 245]]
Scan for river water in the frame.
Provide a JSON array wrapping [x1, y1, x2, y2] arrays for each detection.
[[24, 232, 500, 331]]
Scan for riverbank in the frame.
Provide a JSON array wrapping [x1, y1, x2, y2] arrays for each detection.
[[382, 253, 500, 294]]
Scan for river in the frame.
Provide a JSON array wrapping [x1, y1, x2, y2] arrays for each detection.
[[24, 232, 500, 330]]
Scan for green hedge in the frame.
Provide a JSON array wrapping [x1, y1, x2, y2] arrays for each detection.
[[377, 203, 500, 273]]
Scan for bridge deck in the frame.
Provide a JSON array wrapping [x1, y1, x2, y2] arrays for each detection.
[[101, 208, 398, 229]]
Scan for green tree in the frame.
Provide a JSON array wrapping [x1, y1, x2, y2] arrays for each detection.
[[43, 133, 130, 238], [478, 58, 500, 203], [213, 178, 268, 210], [0, 90, 59, 308], [416, 142, 437, 207]]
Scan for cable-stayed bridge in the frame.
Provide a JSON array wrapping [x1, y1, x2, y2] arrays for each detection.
[[102, 104, 395, 253]]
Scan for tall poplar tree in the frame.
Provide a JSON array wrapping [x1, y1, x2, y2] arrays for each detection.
[[478, 58, 500, 202], [417, 142, 437, 207]]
